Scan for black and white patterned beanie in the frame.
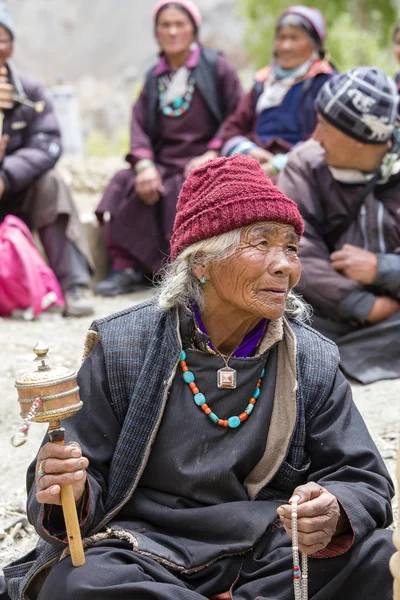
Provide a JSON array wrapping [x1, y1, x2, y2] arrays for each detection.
[[316, 67, 398, 144]]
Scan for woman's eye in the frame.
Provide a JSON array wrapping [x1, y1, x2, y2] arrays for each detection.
[[287, 245, 298, 254]]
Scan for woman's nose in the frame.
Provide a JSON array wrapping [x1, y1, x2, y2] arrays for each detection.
[[269, 250, 291, 275]]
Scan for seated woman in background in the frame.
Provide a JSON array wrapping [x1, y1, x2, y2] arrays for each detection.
[[221, 5, 335, 177], [94, 0, 243, 297]]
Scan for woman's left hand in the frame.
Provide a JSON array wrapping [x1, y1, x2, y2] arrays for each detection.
[[184, 150, 219, 178], [277, 482, 349, 555]]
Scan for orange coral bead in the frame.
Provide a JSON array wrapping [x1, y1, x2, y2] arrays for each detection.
[[182, 365, 189, 372], [249, 398, 256, 405], [201, 404, 209, 412], [180, 361, 187, 368], [189, 382, 197, 390], [204, 407, 212, 415], [222, 420, 229, 427], [239, 413, 248, 422], [218, 419, 225, 426], [192, 387, 200, 395]]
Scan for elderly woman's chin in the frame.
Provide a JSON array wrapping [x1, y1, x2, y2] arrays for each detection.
[[250, 291, 288, 321]]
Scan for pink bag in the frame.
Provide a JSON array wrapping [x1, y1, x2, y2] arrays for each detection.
[[0, 215, 64, 319]]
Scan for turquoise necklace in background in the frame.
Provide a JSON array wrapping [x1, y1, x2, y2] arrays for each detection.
[[158, 74, 196, 118]]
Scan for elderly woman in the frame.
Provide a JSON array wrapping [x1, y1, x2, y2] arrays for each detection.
[[94, 0, 243, 297], [221, 5, 334, 177], [3, 155, 394, 599]]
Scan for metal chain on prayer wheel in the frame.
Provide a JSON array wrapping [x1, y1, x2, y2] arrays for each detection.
[[390, 450, 400, 598], [11, 341, 85, 567]]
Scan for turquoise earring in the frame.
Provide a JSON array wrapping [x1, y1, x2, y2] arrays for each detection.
[[199, 277, 207, 285]]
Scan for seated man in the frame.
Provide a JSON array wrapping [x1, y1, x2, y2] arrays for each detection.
[[278, 67, 400, 384], [0, 3, 94, 317]]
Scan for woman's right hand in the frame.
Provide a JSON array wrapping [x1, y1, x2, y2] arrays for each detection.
[[35, 442, 89, 507], [247, 147, 274, 164], [135, 165, 164, 205]]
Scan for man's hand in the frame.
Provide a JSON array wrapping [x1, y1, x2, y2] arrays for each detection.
[[184, 150, 219, 178], [0, 66, 13, 110], [135, 164, 164, 205], [247, 146, 274, 164], [35, 442, 89, 507], [330, 244, 378, 284], [277, 482, 348, 555], [366, 296, 400, 324]]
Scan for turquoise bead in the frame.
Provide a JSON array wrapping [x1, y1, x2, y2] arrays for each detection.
[[209, 412, 219, 424], [183, 371, 195, 384], [182, 102, 190, 110], [261, 368, 265, 378], [180, 350, 186, 361], [173, 97, 184, 108], [228, 416, 241, 429], [163, 107, 173, 116], [253, 387, 260, 399], [245, 404, 254, 415], [194, 393, 206, 406]]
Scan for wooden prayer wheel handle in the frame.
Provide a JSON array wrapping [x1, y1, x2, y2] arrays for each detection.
[[50, 424, 85, 567]]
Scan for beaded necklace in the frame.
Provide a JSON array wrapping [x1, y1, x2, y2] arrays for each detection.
[[179, 350, 265, 428], [158, 75, 196, 118]]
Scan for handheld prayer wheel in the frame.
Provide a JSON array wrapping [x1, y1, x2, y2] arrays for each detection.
[[12, 341, 85, 567]]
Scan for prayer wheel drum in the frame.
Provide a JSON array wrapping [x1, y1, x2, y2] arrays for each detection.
[[13, 340, 85, 567], [15, 341, 82, 423]]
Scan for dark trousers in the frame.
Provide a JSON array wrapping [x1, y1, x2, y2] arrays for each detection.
[[37, 529, 394, 600]]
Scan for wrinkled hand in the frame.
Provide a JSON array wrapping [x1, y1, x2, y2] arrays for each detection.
[[35, 442, 89, 507], [330, 244, 378, 284], [366, 296, 400, 324], [135, 164, 164, 205], [247, 146, 274, 164], [0, 66, 13, 110], [277, 482, 345, 555], [184, 150, 219, 178]]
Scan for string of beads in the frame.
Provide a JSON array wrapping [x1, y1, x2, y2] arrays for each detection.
[[291, 495, 308, 600], [11, 397, 43, 447], [179, 350, 265, 428]]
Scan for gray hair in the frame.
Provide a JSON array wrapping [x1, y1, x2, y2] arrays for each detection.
[[157, 228, 311, 321]]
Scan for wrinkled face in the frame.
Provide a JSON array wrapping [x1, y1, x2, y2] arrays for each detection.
[[0, 25, 13, 68], [155, 7, 195, 58], [394, 29, 400, 64], [313, 114, 360, 167], [274, 25, 314, 70], [205, 222, 301, 322]]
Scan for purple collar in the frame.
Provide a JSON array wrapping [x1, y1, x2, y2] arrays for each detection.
[[192, 305, 268, 358], [153, 44, 201, 76]]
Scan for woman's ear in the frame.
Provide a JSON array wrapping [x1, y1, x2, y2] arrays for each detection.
[[192, 265, 205, 281]]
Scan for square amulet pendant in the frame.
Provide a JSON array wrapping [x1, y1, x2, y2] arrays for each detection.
[[217, 366, 237, 389]]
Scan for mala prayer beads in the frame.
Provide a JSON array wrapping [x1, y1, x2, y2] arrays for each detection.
[[179, 350, 265, 428], [291, 495, 308, 600], [158, 75, 196, 118]]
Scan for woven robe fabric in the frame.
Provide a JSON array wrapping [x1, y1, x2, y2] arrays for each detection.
[[3, 300, 394, 599]]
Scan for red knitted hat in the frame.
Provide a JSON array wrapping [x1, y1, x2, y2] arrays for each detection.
[[170, 154, 304, 260]]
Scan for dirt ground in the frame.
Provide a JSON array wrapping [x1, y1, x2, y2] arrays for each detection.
[[0, 288, 399, 573]]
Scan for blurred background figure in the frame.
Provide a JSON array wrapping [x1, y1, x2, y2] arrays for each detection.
[[221, 5, 335, 178], [0, 2, 94, 317], [278, 67, 400, 384], [94, 0, 243, 297]]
